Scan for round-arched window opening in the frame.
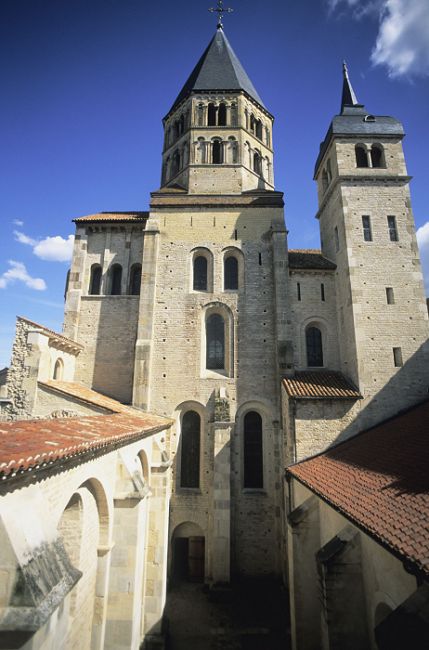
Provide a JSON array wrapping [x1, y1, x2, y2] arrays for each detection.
[[355, 145, 369, 168], [53, 358, 64, 380], [193, 256, 208, 291], [306, 326, 323, 367], [224, 256, 238, 290], [206, 313, 225, 370]]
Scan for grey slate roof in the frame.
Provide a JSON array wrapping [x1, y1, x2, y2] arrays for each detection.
[[167, 27, 265, 115], [288, 250, 336, 271]]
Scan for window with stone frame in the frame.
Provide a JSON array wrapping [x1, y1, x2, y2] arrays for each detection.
[[387, 215, 398, 242], [109, 264, 122, 295], [206, 313, 225, 369], [306, 326, 323, 367], [362, 215, 372, 242], [89, 264, 102, 295], [193, 256, 208, 291], [224, 256, 238, 290], [129, 264, 142, 295], [180, 410, 201, 489], [243, 411, 263, 489]]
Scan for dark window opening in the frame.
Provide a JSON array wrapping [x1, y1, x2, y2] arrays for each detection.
[[218, 102, 227, 126], [212, 140, 222, 164], [208, 103, 217, 126], [371, 145, 384, 168], [355, 145, 369, 168], [224, 256, 238, 290], [258, 252, 262, 266], [256, 119, 263, 140], [306, 326, 323, 367], [386, 287, 395, 304], [89, 264, 102, 295], [129, 264, 142, 295], [243, 411, 263, 489], [362, 215, 372, 242], [297, 282, 301, 301], [393, 347, 403, 367], [179, 114, 185, 135], [250, 114, 255, 133], [206, 313, 225, 370], [388, 215, 398, 242], [110, 264, 122, 295], [193, 256, 208, 291], [172, 150, 181, 176], [321, 283, 325, 301], [53, 359, 64, 381], [334, 226, 340, 252], [253, 151, 261, 175], [180, 411, 200, 488]]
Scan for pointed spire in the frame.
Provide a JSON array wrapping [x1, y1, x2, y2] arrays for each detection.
[[341, 61, 360, 112]]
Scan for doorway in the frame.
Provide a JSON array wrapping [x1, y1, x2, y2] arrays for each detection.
[[172, 535, 205, 583]]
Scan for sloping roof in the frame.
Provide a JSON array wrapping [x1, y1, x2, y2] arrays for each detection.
[[341, 62, 360, 111], [283, 371, 361, 400], [0, 412, 172, 481], [73, 212, 148, 224], [38, 381, 136, 414], [18, 317, 83, 352], [287, 399, 429, 576], [168, 28, 265, 115], [288, 250, 336, 271]]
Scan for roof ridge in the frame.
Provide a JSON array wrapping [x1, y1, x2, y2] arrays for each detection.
[[17, 316, 83, 350]]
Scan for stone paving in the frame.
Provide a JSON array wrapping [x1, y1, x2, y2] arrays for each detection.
[[164, 580, 290, 650]]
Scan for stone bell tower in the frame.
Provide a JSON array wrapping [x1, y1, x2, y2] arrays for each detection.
[[160, 25, 274, 194], [133, 20, 289, 582], [314, 63, 429, 429]]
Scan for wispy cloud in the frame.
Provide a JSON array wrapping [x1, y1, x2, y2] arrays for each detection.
[[12, 219, 24, 227], [14, 231, 74, 262], [416, 221, 429, 294], [328, 0, 429, 78], [0, 261, 46, 291]]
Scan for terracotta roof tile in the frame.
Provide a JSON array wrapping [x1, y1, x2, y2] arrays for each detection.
[[283, 371, 361, 400], [0, 412, 172, 481], [38, 381, 136, 414], [73, 212, 148, 223], [287, 399, 429, 576], [18, 317, 83, 351], [288, 249, 336, 271]]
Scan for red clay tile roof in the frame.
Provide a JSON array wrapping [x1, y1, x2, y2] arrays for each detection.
[[283, 371, 361, 400], [288, 249, 336, 271], [18, 317, 83, 352], [287, 399, 429, 576], [0, 412, 172, 481], [38, 381, 135, 414], [73, 212, 148, 223]]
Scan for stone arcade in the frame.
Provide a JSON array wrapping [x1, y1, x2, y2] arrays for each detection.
[[1, 19, 428, 650]]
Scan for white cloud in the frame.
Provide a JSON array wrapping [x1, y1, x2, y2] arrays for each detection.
[[416, 221, 429, 294], [12, 219, 24, 227], [14, 231, 74, 262], [329, 0, 429, 77], [0, 261, 46, 291]]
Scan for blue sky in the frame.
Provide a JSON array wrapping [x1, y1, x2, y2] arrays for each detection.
[[1, 0, 428, 367]]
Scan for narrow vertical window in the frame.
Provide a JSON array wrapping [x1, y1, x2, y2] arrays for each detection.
[[334, 226, 340, 252], [224, 256, 238, 290], [371, 145, 384, 168], [218, 102, 227, 126], [243, 411, 263, 489], [206, 313, 225, 370], [253, 151, 262, 175], [393, 347, 403, 367], [180, 411, 200, 488], [386, 287, 395, 304], [129, 264, 142, 295], [193, 256, 208, 291], [387, 216, 398, 242], [362, 216, 372, 242], [321, 283, 325, 301], [110, 264, 122, 295], [53, 358, 64, 380], [306, 326, 323, 367], [212, 140, 222, 164], [355, 145, 369, 168], [297, 282, 301, 301], [89, 264, 102, 295], [208, 102, 217, 126]]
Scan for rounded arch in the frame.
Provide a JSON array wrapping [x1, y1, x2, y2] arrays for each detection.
[[190, 246, 213, 292], [211, 137, 223, 164], [201, 302, 234, 377], [89, 263, 102, 295], [222, 246, 244, 291], [370, 143, 385, 168], [129, 263, 142, 295], [253, 149, 262, 175], [218, 101, 227, 126], [57, 476, 111, 547], [138, 450, 150, 484], [172, 521, 204, 539], [355, 143, 369, 168], [109, 263, 122, 295], [53, 357, 64, 380]]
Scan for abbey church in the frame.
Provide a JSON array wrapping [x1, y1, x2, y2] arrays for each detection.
[[1, 18, 428, 650]]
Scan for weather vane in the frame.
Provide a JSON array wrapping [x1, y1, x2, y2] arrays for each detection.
[[209, 0, 233, 29]]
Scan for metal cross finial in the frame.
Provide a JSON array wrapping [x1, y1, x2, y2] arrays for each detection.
[[209, 0, 233, 29]]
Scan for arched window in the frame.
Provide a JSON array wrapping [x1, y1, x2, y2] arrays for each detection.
[[109, 264, 122, 295], [218, 102, 227, 126], [224, 256, 238, 290], [208, 103, 217, 126], [256, 119, 263, 140], [206, 313, 225, 369], [53, 358, 64, 380], [265, 126, 270, 147], [253, 150, 262, 175], [355, 145, 369, 168], [326, 159, 332, 183], [174, 120, 180, 139], [371, 144, 384, 168], [250, 114, 255, 134], [179, 114, 185, 135], [306, 326, 323, 367], [212, 139, 223, 164], [180, 411, 201, 489], [243, 411, 263, 489], [227, 136, 238, 164], [244, 109, 249, 130], [322, 169, 329, 193], [129, 264, 142, 295], [196, 137, 206, 164], [89, 264, 102, 295], [230, 103, 238, 126], [193, 256, 208, 291]]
